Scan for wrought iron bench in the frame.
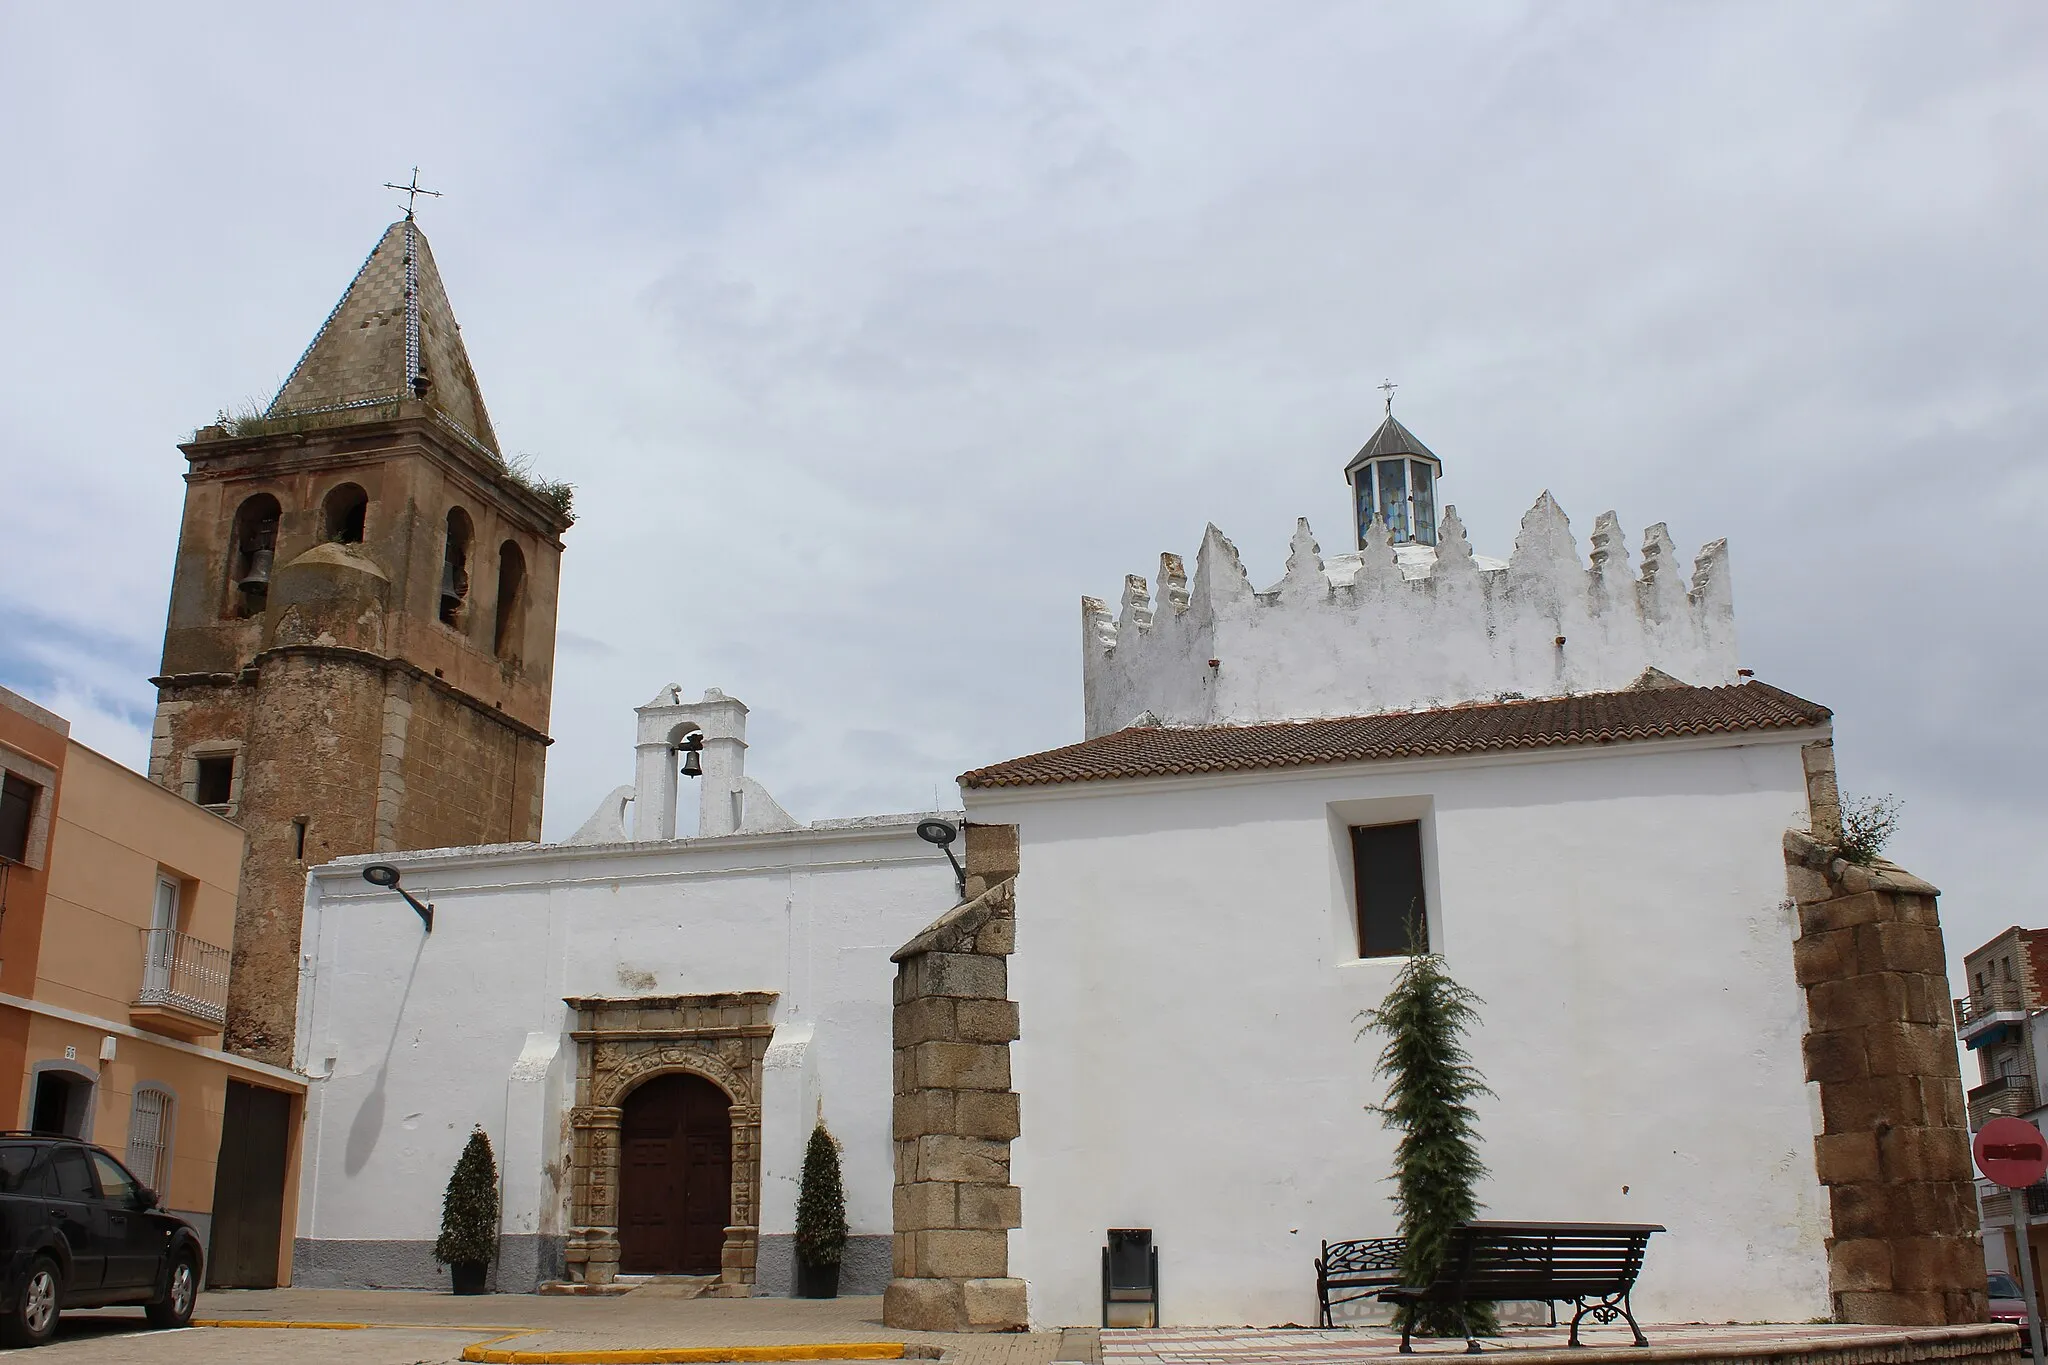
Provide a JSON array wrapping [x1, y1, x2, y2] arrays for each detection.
[[1377, 1220, 1664, 1353], [1316, 1237, 1406, 1327]]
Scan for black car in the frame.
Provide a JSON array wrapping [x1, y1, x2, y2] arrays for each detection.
[[0, 1134, 203, 1346]]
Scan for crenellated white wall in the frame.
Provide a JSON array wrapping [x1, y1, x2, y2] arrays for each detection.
[[1082, 495, 1737, 737]]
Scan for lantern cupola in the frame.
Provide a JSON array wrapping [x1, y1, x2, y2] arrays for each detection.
[[1344, 401, 1441, 548]]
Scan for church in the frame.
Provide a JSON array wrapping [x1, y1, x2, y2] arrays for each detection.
[[152, 218, 1984, 1331]]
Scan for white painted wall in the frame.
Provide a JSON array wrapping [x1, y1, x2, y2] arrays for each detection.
[[969, 732, 1828, 1329], [291, 815, 961, 1271], [1083, 497, 1737, 736]]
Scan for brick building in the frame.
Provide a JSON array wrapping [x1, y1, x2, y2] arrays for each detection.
[[148, 215, 572, 1064]]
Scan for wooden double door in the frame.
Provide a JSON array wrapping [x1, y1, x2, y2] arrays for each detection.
[[618, 1074, 733, 1275]]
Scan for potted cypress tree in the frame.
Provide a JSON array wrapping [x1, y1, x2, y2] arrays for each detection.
[[434, 1126, 500, 1295], [1357, 939, 1498, 1340], [794, 1121, 848, 1298]]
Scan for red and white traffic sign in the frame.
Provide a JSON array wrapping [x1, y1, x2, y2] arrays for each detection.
[[1974, 1116, 2048, 1189]]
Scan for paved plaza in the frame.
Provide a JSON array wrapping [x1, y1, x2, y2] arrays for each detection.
[[13, 1294, 2018, 1365]]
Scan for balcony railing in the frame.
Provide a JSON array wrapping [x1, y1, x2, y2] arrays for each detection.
[[1956, 982, 2033, 1034], [133, 929, 229, 1031], [1969, 1072, 2039, 1130]]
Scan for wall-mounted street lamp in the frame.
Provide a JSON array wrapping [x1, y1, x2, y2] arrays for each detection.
[[362, 863, 434, 933], [917, 819, 966, 901], [678, 731, 705, 780]]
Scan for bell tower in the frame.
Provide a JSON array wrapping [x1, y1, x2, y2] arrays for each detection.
[[150, 217, 573, 1064]]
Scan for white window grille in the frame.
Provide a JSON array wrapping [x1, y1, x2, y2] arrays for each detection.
[[127, 1088, 172, 1195]]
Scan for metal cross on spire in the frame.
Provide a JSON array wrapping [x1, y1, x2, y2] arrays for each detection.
[[382, 167, 443, 221], [1378, 378, 1398, 415]]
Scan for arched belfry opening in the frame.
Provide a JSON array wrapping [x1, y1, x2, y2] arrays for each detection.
[[493, 540, 526, 660], [618, 1072, 733, 1275], [227, 493, 281, 619], [438, 507, 472, 628], [322, 483, 368, 543]]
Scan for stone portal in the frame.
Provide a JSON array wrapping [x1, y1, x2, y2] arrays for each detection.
[[565, 993, 774, 1294]]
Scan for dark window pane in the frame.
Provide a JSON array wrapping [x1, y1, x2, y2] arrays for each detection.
[[196, 756, 234, 807], [0, 773, 34, 863], [1352, 821, 1427, 957], [50, 1146, 95, 1200], [0, 1145, 41, 1194]]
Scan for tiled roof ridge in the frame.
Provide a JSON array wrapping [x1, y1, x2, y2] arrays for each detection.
[[960, 680, 1830, 790]]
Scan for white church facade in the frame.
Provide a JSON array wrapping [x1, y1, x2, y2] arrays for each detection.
[[290, 686, 960, 1293], [288, 409, 1981, 1332]]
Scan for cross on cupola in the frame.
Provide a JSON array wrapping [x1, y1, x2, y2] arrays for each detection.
[[1343, 383, 1442, 549]]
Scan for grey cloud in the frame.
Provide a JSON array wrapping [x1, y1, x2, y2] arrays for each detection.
[[1, 0, 2041, 978]]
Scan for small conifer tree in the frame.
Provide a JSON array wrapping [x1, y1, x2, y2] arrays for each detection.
[[434, 1126, 500, 1266], [1358, 938, 1498, 1339], [794, 1121, 847, 1268]]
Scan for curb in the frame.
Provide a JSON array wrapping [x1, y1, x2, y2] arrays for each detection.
[[193, 1318, 520, 1332], [459, 1346, 908, 1364]]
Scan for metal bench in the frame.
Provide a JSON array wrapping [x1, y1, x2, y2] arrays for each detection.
[[1316, 1237, 1406, 1327], [1377, 1220, 1664, 1353]]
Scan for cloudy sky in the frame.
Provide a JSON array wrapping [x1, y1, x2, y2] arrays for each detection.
[[1, 3, 2042, 973]]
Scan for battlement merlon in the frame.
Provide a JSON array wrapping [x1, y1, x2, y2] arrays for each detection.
[[1080, 493, 1738, 738]]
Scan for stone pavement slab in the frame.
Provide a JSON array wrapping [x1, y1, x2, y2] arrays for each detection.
[[1101, 1322, 2015, 1365], [167, 1290, 1062, 1365]]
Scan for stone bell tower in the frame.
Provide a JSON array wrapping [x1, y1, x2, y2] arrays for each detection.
[[150, 216, 573, 1064]]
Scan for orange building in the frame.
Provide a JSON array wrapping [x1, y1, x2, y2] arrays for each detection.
[[0, 685, 305, 1287]]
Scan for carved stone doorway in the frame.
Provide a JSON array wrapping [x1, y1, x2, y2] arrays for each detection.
[[564, 993, 774, 1293], [619, 1073, 732, 1275]]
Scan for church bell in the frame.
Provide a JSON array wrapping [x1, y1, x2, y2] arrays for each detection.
[[236, 547, 274, 594], [439, 560, 465, 613]]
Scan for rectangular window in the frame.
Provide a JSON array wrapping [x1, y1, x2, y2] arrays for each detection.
[[1351, 820, 1427, 957], [126, 1092, 171, 1195], [1409, 460, 1437, 546], [0, 773, 35, 864], [1377, 461, 1409, 541], [194, 755, 233, 808]]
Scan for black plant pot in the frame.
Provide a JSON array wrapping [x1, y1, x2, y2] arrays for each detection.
[[450, 1261, 490, 1295], [795, 1259, 840, 1299]]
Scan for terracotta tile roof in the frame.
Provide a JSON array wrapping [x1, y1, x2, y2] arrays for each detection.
[[960, 681, 1830, 790]]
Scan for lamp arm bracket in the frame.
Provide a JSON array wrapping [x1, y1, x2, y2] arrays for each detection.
[[398, 888, 434, 933]]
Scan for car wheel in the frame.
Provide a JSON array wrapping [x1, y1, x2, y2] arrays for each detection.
[[0, 1254, 61, 1347], [145, 1252, 199, 1329]]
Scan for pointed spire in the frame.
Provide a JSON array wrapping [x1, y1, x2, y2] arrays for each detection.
[[1433, 506, 1476, 580], [1354, 511, 1402, 592], [1117, 574, 1154, 635], [267, 220, 500, 454], [1081, 596, 1117, 649], [1344, 412, 1439, 473], [1277, 519, 1327, 598], [1191, 523, 1253, 615], [1157, 553, 1189, 614], [1588, 511, 1632, 610], [1509, 491, 1579, 578]]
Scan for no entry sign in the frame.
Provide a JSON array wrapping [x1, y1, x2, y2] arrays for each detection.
[[1974, 1116, 2048, 1188]]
